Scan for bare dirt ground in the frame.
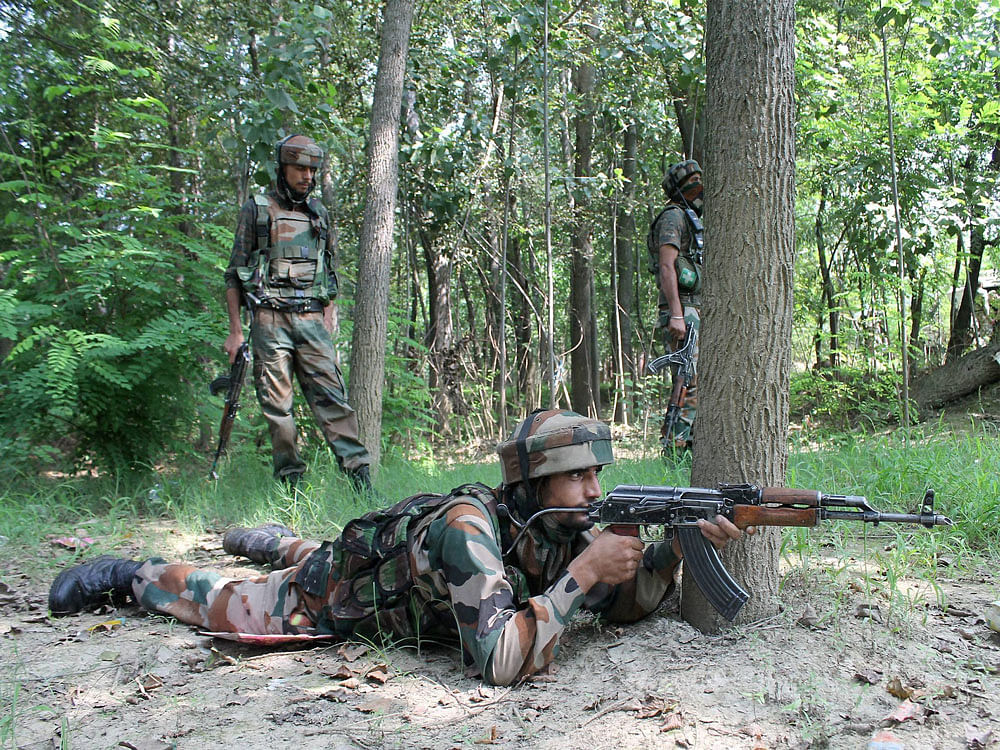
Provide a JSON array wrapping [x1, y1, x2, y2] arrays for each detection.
[[2, 521, 998, 750]]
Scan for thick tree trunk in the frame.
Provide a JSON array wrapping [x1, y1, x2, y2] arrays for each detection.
[[911, 331, 1000, 412], [687, 0, 796, 632], [349, 0, 414, 469]]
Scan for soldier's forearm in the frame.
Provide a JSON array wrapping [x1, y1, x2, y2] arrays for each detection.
[[225, 287, 244, 335]]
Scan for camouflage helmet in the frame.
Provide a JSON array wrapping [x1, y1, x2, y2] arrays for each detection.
[[275, 134, 324, 169], [497, 410, 614, 487], [661, 159, 702, 197]]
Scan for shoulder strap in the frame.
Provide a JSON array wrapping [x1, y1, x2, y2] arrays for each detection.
[[252, 194, 271, 249], [682, 207, 704, 263]]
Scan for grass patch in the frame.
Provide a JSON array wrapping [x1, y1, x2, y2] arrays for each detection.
[[1, 425, 996, 589]]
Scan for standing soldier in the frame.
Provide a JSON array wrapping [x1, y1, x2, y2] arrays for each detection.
[[223, 134, 374, 490], [648, 159, 704, 453]]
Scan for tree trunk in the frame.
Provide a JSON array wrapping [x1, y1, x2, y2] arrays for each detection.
[[419, 224, 455, 433], [569, 34, 599, 418], [947, 144, 998, 361], [911, 330, 1000, 412], [612, 120, 638, 423], [687, 0, 796, 632], [815, 183, 839, 367], [349, 0, 414, 469], [508, 224, 537, 407]]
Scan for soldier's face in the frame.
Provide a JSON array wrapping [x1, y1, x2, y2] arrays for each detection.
[[283, 163, 317, 194], [539, 466, 602, 529]]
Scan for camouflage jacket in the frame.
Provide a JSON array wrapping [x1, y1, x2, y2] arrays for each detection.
[[647, 204, 703, 307], [306, 484, 673, 685], [223, 189, 338, 303]]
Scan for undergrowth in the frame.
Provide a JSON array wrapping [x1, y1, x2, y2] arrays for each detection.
[[0, 423, 996, 584]]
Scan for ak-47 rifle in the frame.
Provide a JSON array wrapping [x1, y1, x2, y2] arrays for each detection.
[[505, 484, 951, 621], [648, 326, 697, 447], [208, 341, 250, 480]]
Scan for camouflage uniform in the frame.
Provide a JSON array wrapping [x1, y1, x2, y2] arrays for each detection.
[[648, 204, 701, 449], [130, 482, 677, 685], [52, 411, 680, 685], [225, 185, 371, 479]]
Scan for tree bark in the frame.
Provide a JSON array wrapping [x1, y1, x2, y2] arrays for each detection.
[[815, 184, 840, 367], [569, 33, 599, 418], [911, 331, 1000, 412], [611, 120, 638, 423], [686, 0, 796, 632], [349, 0, 414, 469], [418, 222, 455, 433], [946, 144, 999, 361]]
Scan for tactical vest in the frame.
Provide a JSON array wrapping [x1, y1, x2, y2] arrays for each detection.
[[647, 204, 704, 300], [294, 482, 502, 640], [236, 193, 331, 305]]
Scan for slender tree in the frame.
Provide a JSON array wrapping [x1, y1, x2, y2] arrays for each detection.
[[350, 0, 415, 468]]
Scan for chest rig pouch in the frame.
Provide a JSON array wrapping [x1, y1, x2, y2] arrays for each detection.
[[294, 490, 449, 638], [237, 194, 331, 304], [647, 205, 704, 295]]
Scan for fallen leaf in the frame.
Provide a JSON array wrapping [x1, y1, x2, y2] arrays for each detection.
[[469, 686, 494, 703], [366, 668, 391, 685], [337, 677, 361, 690], [636, 694, 678, 719], [138, 674, 163, 691], [956, 627, 978, 641], [797, 605, 820, 628], [886, 677, 913, 699], [965, 724, 993, 749], [883, 699, 925, 724], [325, 664, 356, 680], [473, 726, 498, 745], [659, 712, 684, 732], [937, 684, 958, 699], [318, 688, 348, 702], [337, 643, 368, 662]]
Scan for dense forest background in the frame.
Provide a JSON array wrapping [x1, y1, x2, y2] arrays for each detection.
[[1, 0, 998, 474]]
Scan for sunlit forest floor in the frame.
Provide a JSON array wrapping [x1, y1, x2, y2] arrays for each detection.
[[2, 386, 999, 749]]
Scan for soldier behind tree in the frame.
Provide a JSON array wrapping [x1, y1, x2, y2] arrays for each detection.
[[648, 159, 705, 453], [223, 134, 374, 490]]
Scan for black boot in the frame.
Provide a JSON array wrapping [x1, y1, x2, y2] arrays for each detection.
[[49, 556, 143, 616], [222, 523, 296, 565], [346, 465, 383, 500]]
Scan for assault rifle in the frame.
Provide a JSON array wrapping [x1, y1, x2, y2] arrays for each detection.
[[648, 326, 697, 448], [504, 484, 951, 621], [208, 341, 250, 480]]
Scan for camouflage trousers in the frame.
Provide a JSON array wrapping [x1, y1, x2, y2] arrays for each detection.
[[657, 304, 699, 450], [131, 537, 323, 634], [252, 307, 371, 479]]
